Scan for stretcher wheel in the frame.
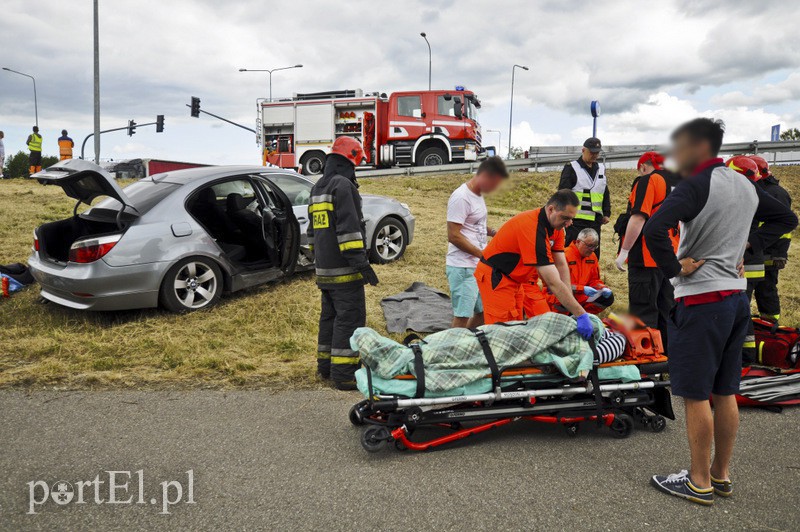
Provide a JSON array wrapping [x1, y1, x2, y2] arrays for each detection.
[[361, 426, 390, 453], [349, 404, 365, 426], [609, 391, 625, 406], [564, 423, 580, 437], [649, 415, 667, 433], [609, 413, 634, 439]]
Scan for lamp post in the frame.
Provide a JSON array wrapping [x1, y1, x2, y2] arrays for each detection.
[[2, 67, 38, 127], [93, 0, 100, 163], [508, 64, 529, 158], [590, 100, 601, 138], [486, 129, 502, 150], [238, 64, 303, 101], [420, 32, 431, 90]]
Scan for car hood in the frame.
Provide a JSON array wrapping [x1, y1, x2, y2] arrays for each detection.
[[33, 159, 137, 214]]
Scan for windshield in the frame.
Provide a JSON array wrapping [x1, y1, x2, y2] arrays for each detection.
[[84, 179, 181, 218]]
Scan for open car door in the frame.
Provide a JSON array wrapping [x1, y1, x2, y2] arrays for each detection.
[[255, 175, 300, 276]]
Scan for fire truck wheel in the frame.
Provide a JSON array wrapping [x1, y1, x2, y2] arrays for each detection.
[[300, 151, 326, 176], [416, 146, 447, 167]]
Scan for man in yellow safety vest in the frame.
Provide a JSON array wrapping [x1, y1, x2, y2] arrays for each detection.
[[558, 137, 611, 257], [26, 126, 43, 175], [58, 130, 74, 160]]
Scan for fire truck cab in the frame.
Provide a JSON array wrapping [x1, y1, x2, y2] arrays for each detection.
[[258, 88, 482, 175]]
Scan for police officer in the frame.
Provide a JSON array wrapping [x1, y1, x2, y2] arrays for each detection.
[[751, 155, 792, 323], [26, 126, 43, 175], [308, 136, 379, 391], [559, 137, 611, 257], [58, 130, 74, 160]]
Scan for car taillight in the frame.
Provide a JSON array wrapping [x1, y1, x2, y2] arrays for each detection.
[[68, 234, 122, 263], [33, 230, 39, 251]]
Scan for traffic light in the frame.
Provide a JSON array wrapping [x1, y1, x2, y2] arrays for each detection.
[[127, 119, 136, 136], [190, 97, 201, 118], [156, 114, 165, 133]]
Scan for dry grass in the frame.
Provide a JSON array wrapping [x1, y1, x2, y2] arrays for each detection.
[[1, 165, 799, 389]]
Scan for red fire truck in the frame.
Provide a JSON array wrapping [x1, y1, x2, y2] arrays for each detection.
[[257, 88, 483, 174]]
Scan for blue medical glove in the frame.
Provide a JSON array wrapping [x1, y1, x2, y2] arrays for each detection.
[[575, 313, 594, 340], [600, 287, 612, 298], [583, 286, 598, 297]]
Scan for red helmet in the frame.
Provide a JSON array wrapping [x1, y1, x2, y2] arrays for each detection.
[[748, 155, 770, 180], [330, 136, 365, 166], [725, 155, 760, 182]]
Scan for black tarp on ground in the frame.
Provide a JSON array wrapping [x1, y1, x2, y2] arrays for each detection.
[[381, 282, 453, 333]]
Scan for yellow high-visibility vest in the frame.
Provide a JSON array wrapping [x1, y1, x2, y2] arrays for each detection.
[[27, 133, 42, 152], [570, 160, 606, 222]]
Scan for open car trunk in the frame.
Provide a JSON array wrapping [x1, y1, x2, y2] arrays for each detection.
[[37, 217, 121, 263]]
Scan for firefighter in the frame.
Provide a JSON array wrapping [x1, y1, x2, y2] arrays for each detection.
[[614, 151, 678, 351], [474, 189, 594, 341], [726, 155, 765, 364], [558, 137, 610, 257], [26, 126, 43, 175], [750, 155, 792, 323], [308, 137, 378, 391], [58, 130, 74, 160]]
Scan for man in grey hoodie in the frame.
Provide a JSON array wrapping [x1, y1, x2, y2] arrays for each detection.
[[644, 118, 797, 506]]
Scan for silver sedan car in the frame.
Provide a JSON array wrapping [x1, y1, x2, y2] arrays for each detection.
[[28, 160, 415, 312]]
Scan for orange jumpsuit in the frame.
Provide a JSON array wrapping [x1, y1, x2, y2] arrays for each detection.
[[475, 208, 565, 324], [542, 241, 611, 314]]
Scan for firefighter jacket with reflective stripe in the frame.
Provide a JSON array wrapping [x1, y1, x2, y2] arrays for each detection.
[[569, 160, 607, 222], [27, 133, 42, 153], [307, 154, 369, 288], [58, 135, 74, 159], [759, 175, 792, 268]]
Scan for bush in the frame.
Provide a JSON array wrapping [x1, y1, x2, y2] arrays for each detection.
[[3, 151, 59, 178]]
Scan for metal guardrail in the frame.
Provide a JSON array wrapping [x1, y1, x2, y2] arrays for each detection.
[[357, 140, 800, 178]]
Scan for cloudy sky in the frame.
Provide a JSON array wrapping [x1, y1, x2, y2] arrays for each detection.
[[2, 0, 798, 164]]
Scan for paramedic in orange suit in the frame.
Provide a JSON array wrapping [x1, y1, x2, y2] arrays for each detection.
[[544, 227, 613, 314], [475, 190, 594, 339]]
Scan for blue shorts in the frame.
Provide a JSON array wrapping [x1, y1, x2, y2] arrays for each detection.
[[667, 292, 750, 400], [446, 266, 483, 318]]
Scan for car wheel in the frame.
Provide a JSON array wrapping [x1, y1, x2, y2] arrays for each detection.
[[159, 257, 223, 313], [300, 151, 326, 176], [369, 217, 408, 264], [416, 146, 447, 166]]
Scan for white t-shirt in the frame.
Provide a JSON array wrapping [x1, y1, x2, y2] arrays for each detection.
[[446, 182, 488, 268]]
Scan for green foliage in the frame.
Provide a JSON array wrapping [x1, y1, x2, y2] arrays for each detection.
[[508, 146, 525, 159], [2, 150, 59, 178], [779, 128, 800, 141]]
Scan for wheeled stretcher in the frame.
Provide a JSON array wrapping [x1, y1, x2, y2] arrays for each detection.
[[349, 321, 674, 453]]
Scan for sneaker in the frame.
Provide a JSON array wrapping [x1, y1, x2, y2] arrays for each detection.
[[711, 475, 733, 497], [650, 470, 714, 506]]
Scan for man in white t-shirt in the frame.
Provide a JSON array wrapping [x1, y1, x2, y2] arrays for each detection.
[[446, 156, 509, 328]]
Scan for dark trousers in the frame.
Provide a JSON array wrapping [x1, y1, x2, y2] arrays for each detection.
[[317, 284, 366, 384], [628, 266, 674, 354], [566, 221, 603, 259], [754, 268, 781, 321]]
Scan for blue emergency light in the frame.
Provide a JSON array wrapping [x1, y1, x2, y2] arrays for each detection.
[[455, 85, 465, 91]]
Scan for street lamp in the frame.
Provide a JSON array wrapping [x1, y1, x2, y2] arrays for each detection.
[[239, 64, 303, 101], [486, 129, 502, 150], [420, 32, 431, 90], [508, 64, 529, 158], [2, 67, 38, 127]]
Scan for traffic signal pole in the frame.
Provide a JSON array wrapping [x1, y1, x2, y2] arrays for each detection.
[[186, 103, 256, 134], [79, 118, 164, 160]]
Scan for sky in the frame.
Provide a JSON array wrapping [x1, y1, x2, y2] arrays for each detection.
[[1, 0, 799, 164]]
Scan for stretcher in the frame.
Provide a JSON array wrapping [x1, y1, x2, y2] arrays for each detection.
[[350, 340, 674, 453]]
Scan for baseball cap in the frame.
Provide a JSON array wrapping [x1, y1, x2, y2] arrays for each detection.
[[583, 137, 602, 153], [637, 151, 665, 170]]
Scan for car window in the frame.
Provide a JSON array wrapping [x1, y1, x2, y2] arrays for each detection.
[[437, 96, 456, 117], [87, 179, 181, 216], [397, 96, 421, 117], [265, 173, 312, 206], [210, 180, 256, 201]]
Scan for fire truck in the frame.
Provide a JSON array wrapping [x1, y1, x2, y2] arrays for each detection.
[[257, 88, 483, 174]]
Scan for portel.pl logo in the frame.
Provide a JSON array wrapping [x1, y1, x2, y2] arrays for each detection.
[[27, 470, 194, 515]]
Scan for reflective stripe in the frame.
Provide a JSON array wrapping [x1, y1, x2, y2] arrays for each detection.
[[317, 352, 331, 360], [743, 340, 756, 349], [570, 161, 606, 218], [309, 202, 334, 213], [339, 240, 365, 251], [332, 348, 357, 356], [758, 341, 764, 364], [315, 266, 359, 276], [308, 244, 314, 251], [317, 344, 331, 353], [744, 270, 765, 279], [316, 272, 364, 284], [781, 232, 793, 239], [761, 314, 780, 320], [311, 194, 333, 203], [331, 356, 360, 365], [337, 232, 363, 243]]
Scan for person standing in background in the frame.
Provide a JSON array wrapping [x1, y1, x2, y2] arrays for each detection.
[[58, 130, 74, 160], [26, 126, 43, 175], [559, 137, 611, 257], [0, 131, 5, 178], [446, 156, 509, 328]]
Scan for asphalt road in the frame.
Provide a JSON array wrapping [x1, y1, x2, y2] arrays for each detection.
[[0, 389, 798, 531]]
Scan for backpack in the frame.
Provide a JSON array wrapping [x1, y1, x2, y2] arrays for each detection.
[[602, 315, 664, 359], [736, 367, 800, 408], [752, 318, 800, 369], [0, 263, 34, 285]]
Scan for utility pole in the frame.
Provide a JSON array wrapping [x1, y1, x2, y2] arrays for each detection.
[[93, 0, 101, 163], [508, 64, 529, 158], [420, 32, 432, 90]]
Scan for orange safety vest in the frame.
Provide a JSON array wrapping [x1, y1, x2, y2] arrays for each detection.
[[58, 136, 74, 160]]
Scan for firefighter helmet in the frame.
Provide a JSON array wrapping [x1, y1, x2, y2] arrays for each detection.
[[330, 136, 365, 166], [726, 155, 760, 182], [749, 155, 770, 180]]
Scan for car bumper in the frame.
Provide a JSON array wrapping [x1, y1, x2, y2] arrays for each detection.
[[28, 253, 164, 311], [403, 213, 416, 245]]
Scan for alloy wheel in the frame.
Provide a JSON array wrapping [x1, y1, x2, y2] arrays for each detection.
[[375, 223, 405, 261], [172, 261, 218, 309]]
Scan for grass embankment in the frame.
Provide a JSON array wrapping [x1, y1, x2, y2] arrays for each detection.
[[1, 166, 799, 388]]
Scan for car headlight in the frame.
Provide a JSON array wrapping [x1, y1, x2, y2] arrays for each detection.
[[400, 202, 411, 212]]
